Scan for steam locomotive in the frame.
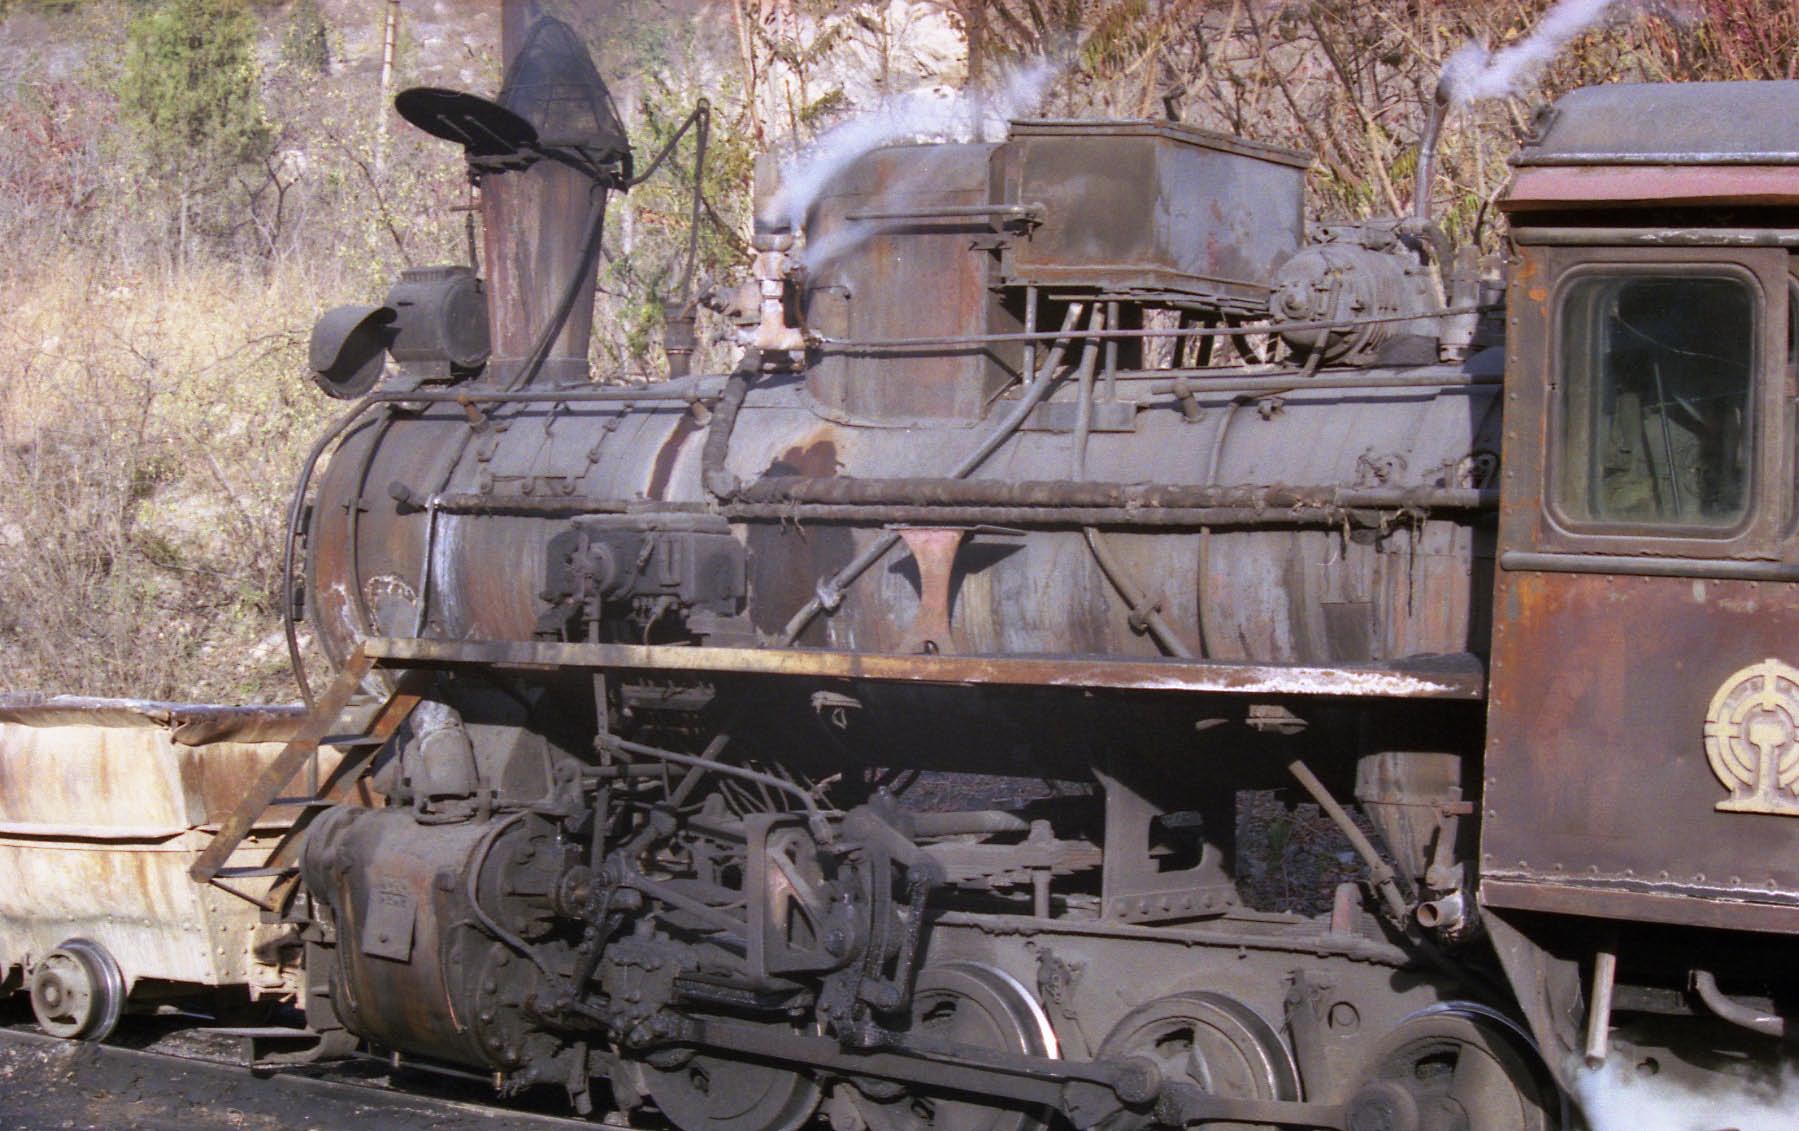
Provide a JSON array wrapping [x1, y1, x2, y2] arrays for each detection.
[[157, 14, 1799, 1131]]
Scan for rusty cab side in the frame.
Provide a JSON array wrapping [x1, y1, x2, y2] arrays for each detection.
[[1481, 80, 1799, 1071]]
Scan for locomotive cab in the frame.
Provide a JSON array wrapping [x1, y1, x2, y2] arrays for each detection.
[[1483, 80, 1799, 1086]]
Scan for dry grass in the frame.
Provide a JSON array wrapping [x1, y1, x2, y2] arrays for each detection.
[[0, 256, 341, 700]]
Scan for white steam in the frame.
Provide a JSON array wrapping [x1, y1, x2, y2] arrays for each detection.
[[1575, 1058, 1799, 1131], [1440, 0, 1630, 105], [792, 148, 965, 274], [765, 60, 1058, 232]]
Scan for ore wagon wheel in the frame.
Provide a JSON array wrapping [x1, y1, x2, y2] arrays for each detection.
[[639, 1038, 823, 1131], [852, 961, 1056, 1131], [1096, 991, 1300, 1131], [1347, 1004, 1562, 1131], [28, 937, 126, 1041]]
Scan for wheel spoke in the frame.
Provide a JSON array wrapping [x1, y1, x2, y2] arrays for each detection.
[[1447, 1045, 1516, 1115]]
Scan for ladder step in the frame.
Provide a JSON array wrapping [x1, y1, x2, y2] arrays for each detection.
[[214, 865, 299, 879]]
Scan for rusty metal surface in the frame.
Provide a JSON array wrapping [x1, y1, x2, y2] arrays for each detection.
[[303, 809, 498, 1067], [801, 142, 1019, 422], [999, 119, 1308, 307], [1499, 78, 1799, 212], [1480, 879, 1799, 935], [0, 694, 304, 746], [1483, 569, 1799, 921], [1502, 165, 1799, 209], [1482, 233, 1799, 931], [305, 371, 1498, 668], [895, 527, 966, 653], [360, 635, 1485, 699], [0, 707, 310, 996]]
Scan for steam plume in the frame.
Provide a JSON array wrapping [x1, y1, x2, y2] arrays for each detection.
[[1440, 0, 1630, 105], [764, 61, 1057, 232], [1575, 1057, 1799, 1131], [792, 148, 964, 274]]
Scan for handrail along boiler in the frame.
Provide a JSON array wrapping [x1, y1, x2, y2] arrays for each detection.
[[189, 19, 1799, 1131]]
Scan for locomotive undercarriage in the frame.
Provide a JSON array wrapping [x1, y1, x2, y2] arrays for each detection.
[[292, 672, 1554, 1131]]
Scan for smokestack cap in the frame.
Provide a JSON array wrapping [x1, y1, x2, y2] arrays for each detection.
[[498, 17, 630, 169], [395, 17, 631, 180]]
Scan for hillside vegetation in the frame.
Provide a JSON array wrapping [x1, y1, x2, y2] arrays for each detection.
[[0, 0, 1793, 701]]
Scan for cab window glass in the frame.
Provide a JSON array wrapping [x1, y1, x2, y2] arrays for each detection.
[[1556, 274, 1755, 528]]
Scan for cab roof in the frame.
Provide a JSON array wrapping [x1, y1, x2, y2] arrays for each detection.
[[1515, 81, 1799, 167], [1501, 81, 1799, 212]]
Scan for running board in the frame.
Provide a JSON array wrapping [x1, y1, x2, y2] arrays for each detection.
[[360, 637, 1486, 701]]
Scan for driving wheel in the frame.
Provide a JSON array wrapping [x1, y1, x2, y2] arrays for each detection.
[[1096, 991, 1300, 1131], [28, 937, 126, 1041], [640, 1038, 823, 1131], [1348, 1005, 1560, 1131], [853, 961, 1057, 1131]]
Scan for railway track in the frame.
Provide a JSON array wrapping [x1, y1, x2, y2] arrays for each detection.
[[0, 1007, 610, 1131]]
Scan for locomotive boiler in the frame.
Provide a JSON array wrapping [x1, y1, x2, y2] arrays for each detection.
[[182, 14, 1799, 1131]]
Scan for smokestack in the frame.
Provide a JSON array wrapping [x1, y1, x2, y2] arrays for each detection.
[[478, 3, 630, 386]]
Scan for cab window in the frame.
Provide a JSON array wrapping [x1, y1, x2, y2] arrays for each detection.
[[1555, 273, 1756, 529]]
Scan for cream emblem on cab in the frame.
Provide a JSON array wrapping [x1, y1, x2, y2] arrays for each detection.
[[1706, 658, 1799, 816]]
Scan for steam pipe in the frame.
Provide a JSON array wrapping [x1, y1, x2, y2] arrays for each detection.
[[1084, 528, 1195, 657], [1585, 943, 1617, 1067], [732, 478, 1495, 512], [1067, 305, 1198, 660], [1413, 77, 1454, 227], [1143, 370, 1497, 393], [702, 370, 753, 500], [1693, 970, 1787, 1038], [909, 811, 1031, 837], [812, 305, 1488, 351], [1287, 758, 1410, 925], [842, 202, 1044, 222], [601, 735, 834, 844]]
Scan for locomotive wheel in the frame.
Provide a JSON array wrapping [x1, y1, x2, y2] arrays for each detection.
[[853, 961, 1056, 1131], [1095, 991, 1300, 1131], [640, 1041, 823, 1131], [1347, 1005, 1559, 1131], [28, 937, 126, 1041]]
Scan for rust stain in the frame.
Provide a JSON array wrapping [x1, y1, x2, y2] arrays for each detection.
[[1503, 165, 1799, 209], [767, 438, 841, 478]]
